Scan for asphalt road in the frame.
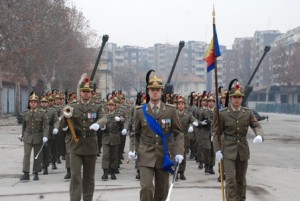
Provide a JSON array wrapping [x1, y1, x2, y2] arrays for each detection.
[[0, 113, 299, 201]]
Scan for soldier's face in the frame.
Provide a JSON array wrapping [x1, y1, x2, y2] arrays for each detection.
[[177, 102, 185, 111], [148, 88, 162, 102], [48, 100, 54, 106], [29, 100, 38, 109], [230, 96, 243, 107], [221, 98, 226, 106], [80, 90, 92, 101], [207, 100, 215, 108], [107, 104, 116, 112], [40, 101, 48, 108], [55, 98, 60, 105]]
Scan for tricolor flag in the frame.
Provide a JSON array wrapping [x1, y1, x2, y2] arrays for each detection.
[[204, 24, 221, 72]]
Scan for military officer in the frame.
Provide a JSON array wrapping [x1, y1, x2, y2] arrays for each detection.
[[213, 83, 264, 201], [20, 92, 49, 181], [100, 98, 126, 180], [129, 75, 184, 201], [61, 76, 104, 201], [40, 95, 59, 175], [176, 97, 198, 180]]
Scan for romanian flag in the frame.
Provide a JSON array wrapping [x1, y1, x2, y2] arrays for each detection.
[[204, 24, 221, 72]]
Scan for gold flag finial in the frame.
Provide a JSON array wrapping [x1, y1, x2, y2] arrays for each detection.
[[212, 5, 216, 24]]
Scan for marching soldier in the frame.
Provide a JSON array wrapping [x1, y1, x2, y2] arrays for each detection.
[[198, 94, 215, 174], [54, 92, 63, 166], [176, 97, 198, 180], [20, 92, 49, 181], [61, 76, 104, 201], [40, 95, 59, 175], [129, 75, 184, 201], [100, 98, 126, 180], [213, 83, 264, 201]]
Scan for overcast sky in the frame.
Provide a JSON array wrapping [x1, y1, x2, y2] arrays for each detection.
[[70, 0, 300, 49]]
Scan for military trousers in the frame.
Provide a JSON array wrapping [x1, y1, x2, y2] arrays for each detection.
[[70, 153, 97, 201], [22, 142, 42, 173], [223, 156, 248, 201], [139, 166, 169, 201], [102, 144, 119, 169], [178, 146, 189, 172]]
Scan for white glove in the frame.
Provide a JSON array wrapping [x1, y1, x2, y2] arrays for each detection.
[[192, 121, 199, 127], [201, 120, 207, 125], [128, 151, 136, 160], [175, 155, 184, 164], [115, 116, 121, 121], [43, 137, 48, 143], [121, 129, 127, 135], [100, 125, 106, 130], [253, 135, 263, 143], [62, 126, 68, 131], [53, 128, 58, 135], [188, 126, 193, 133], [89, 123, 100, 131], [216, 150, 223, 162]]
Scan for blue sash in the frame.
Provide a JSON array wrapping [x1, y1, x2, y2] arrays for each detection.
[[142, 104, 175, 173]]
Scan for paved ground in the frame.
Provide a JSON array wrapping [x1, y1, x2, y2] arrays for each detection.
[[0, 113, 300, 201]]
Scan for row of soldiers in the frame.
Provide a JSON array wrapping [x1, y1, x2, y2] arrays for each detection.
[[19, 73, 264, 201]]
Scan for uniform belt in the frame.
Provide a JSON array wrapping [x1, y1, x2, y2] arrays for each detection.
[[224, 135, 247, 142], [141, 135, 163, 145], [76, 129, 96, 137]]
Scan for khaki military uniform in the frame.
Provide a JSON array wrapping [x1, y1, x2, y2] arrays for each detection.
[[176, 109, 196, 172], [101, 111, 124, 171], [41, 107, 59, 169], [131, 102, 184, 201], [194, 107, 205, 164], [61, 100, 103, 201], [198, 107, 215, 169], [22, 108, 49, 173], [213, 105, 263, 201]]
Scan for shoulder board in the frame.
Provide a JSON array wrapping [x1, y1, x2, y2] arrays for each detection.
[[165, 103, 175, 108], [220, 107, 228, 112], [242, 107, 250, 110]]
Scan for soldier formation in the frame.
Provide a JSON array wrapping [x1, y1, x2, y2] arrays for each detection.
[[19, 73, 264, 201]]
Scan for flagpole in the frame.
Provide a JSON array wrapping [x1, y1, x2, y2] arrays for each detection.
[[212, 6, 225, 201]]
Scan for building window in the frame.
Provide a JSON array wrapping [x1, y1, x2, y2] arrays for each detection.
[[281, 95, 287, 103]]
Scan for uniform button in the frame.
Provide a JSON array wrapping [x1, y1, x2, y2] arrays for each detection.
[[84, 114, 86, 116], [237, 121, 239, 123], [83, 121, 85, 123], [156, 143, 158, 145], [237, 128, 239, 130], [83, 128, 85, 130], [156, 135, 158, 137], [237, 140, 240, 143]]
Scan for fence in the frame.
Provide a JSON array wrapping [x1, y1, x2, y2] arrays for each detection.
[[255, 103, 300, 115]]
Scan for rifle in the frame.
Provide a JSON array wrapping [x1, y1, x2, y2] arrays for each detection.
[[163, 41, 185, 99], [90, 35, 109, 81], [242, 45, 271, 106]]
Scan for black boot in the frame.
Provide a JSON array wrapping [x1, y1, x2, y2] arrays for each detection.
[[180, 172, 186, 180], [20, 172, 30, 181], [189, 153, 194, 159], [64, 168, 71, 179], [43, 167, 48, 175], [111, 169, 117, 180], [52, 163, 57, 170], [135, 170, 140, 180], [102, 169, 108, 180], [33, 172, 39, 181], [114, 168, 120, 174], [204, 164, 209, 173], [198, 162, 203, 170], [209, 166, 215, 174], [57, 158, 61, 164]]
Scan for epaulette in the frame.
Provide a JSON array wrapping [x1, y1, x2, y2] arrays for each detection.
[[165, 103, 175, 108], [242, 107, 250, 110], [220, 107, 227, 112]]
